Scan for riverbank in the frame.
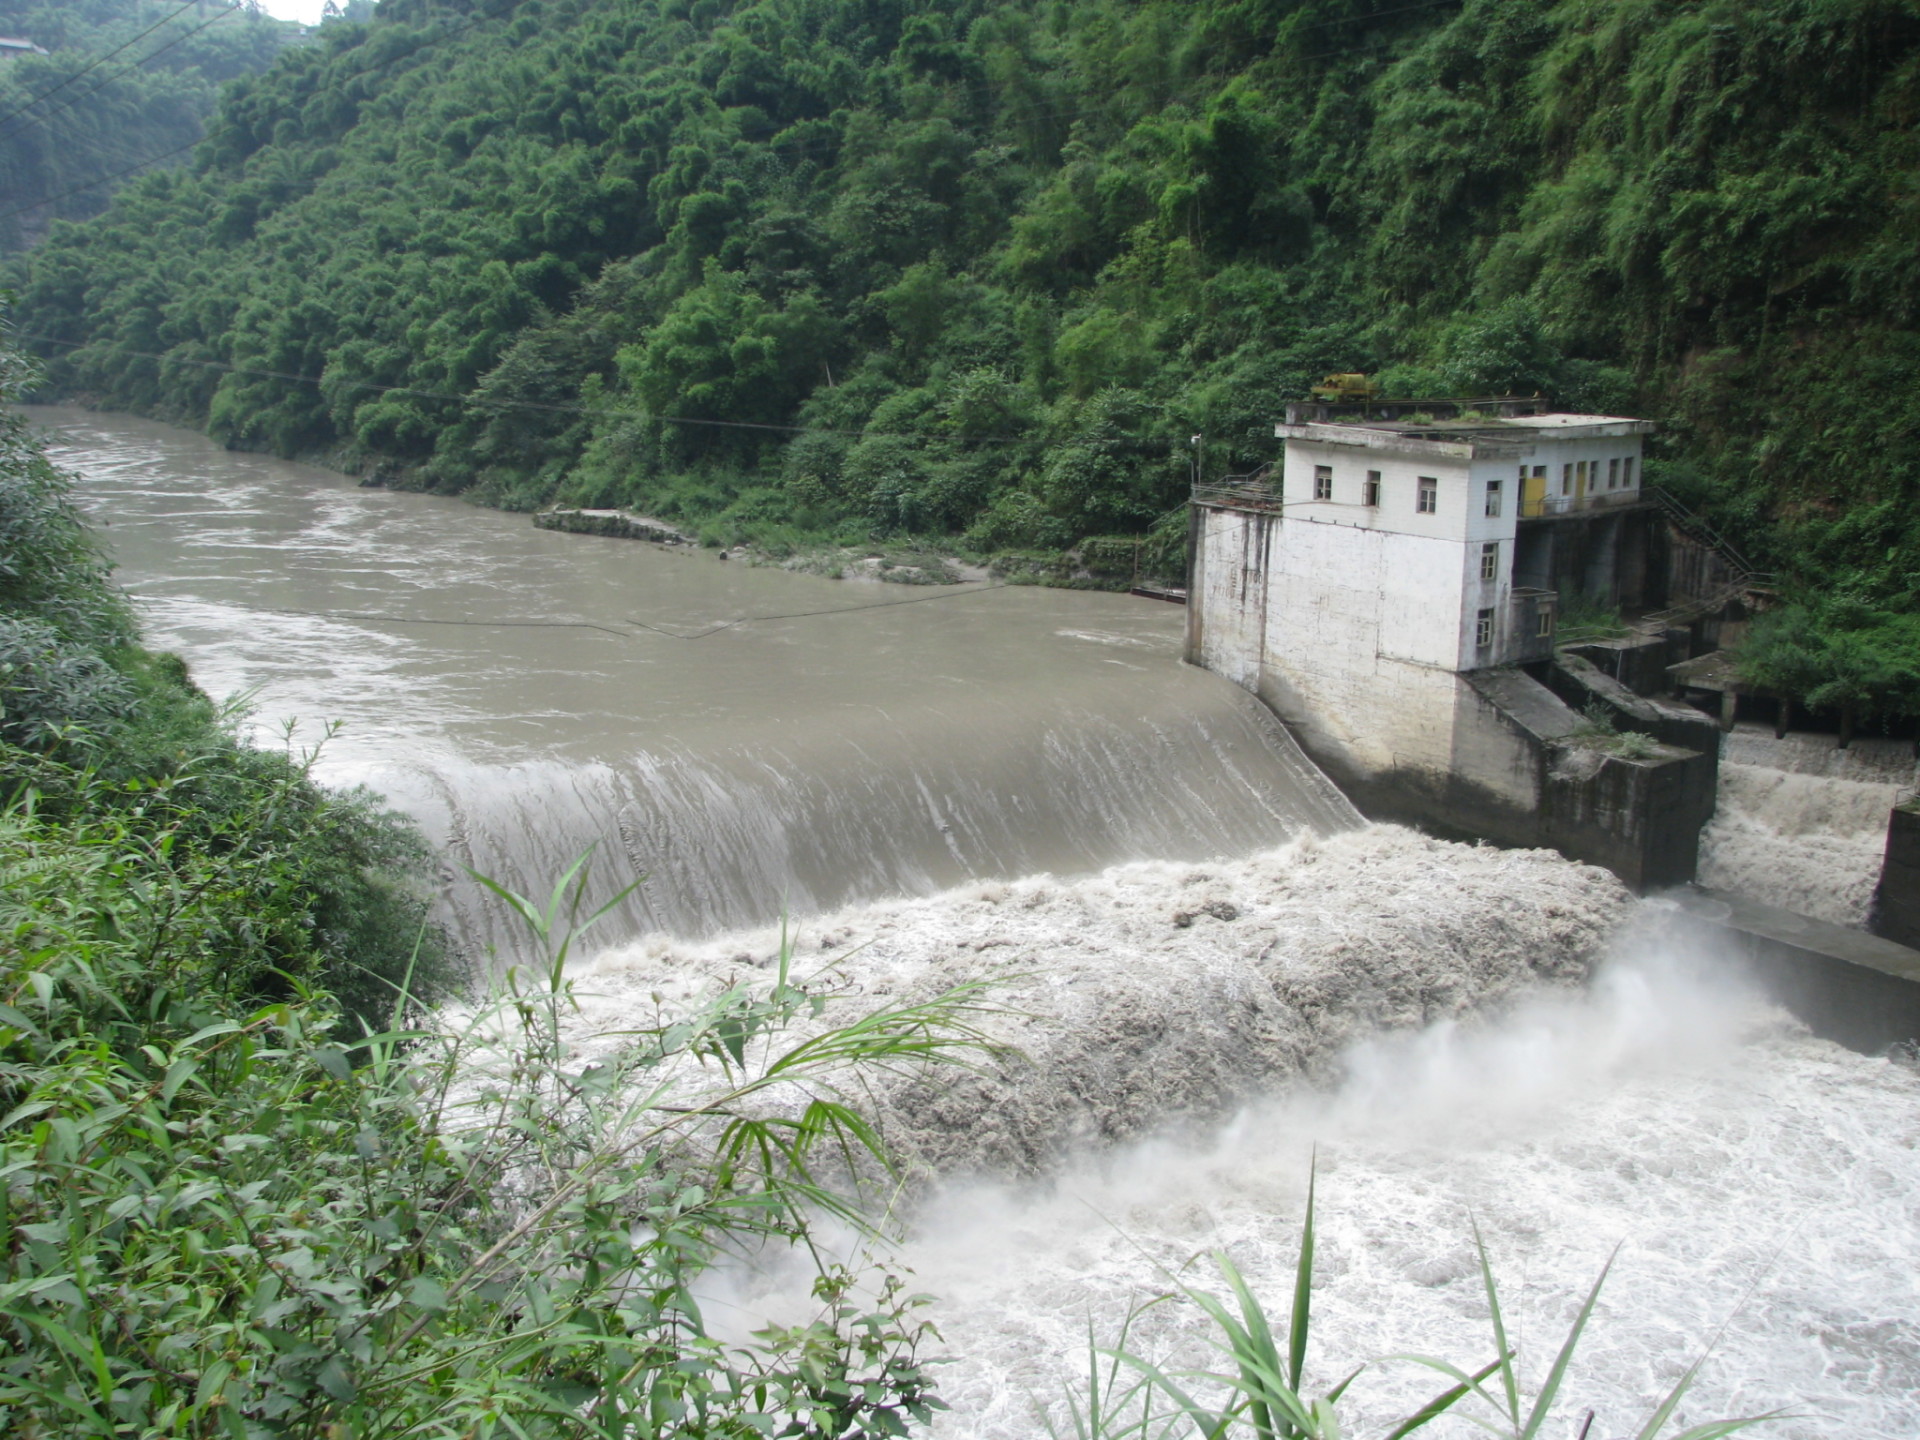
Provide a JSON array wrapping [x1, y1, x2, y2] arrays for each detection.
[[23, 400, 1920, 1440], [525, 505, 1180, 593]]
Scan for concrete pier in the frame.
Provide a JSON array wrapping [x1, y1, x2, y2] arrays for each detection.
[[1676, 888, 1920, 1053], [1873, 798, 1920, 950]]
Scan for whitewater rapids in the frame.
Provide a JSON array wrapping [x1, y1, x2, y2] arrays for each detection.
[[571, 825, 1631, 1175], [1698, 761, 1907, 929], [49, 408, 1914, 1437], [877, 947, 1919, 1440], [564, 827, 1918, 1440]]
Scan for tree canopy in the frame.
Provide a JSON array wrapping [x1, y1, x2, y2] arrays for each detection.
[[5, 0, 1918, 624], [0, 0, 299, 252]]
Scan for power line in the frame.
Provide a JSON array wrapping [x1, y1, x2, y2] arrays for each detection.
[[628, 579, 1007, 639], [18, 327, 993, 441], [128, 579, 1011, 642], [19, 329, 1187, 453], [0, 0, 520, 225], [0, 131, 203, 223], [0, 0, 206, 134], [0, 3, 254, 148]]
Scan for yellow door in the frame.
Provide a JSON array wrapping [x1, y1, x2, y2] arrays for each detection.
[[1522, 467, 1546, 517]]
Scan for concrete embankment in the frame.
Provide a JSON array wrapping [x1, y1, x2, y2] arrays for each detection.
[[532, 507, 691, 544], [1673, 888, 1920, 1053], [1878, 797, 1920, 949]]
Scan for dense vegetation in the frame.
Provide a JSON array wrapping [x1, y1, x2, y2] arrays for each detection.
[[0, 323, 978, 1436], [0, 0, 298, 253], [0, 326, 448, 1021], [0, 335, 1784, 1438], [7, 0, 1919, 712]]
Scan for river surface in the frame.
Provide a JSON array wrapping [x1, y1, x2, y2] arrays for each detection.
[[29, 405, 1350, 957], [30, 406, 1920, 1438]]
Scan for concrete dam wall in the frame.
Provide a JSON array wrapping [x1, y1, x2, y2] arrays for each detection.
[[1185, 500, 1715, 888]]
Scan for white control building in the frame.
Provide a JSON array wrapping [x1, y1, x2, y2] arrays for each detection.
[[1268, 411, 1655, 673], [1186, 407, 1663, 841]]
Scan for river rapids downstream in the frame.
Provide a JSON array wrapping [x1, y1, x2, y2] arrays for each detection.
[[31, 406, 1920, 1438]]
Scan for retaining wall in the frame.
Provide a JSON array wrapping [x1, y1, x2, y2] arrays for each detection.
[[1677, 889, 1920, 1054], [1874, 799, 1920, 950]]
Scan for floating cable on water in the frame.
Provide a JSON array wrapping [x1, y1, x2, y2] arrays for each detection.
[[127, 579, 1010, 641]]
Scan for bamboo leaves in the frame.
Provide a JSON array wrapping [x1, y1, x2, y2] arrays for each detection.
[[0, 831, 986, 1436], [1058, 1173, 1782, 1440]]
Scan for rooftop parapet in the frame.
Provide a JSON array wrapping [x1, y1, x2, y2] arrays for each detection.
[[1283, 394, 1553, 425], [1274, 410, 1655, 459]]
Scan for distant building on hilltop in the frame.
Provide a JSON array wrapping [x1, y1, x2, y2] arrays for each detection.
[[0, 37, 50, 59]]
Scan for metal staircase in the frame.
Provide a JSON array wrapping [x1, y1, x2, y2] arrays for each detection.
[[1648, 485, 1773, 592], [1555, 489, 1772, 651]]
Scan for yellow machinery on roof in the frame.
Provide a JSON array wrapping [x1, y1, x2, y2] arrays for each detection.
[[1309, 373, 1381, 402]]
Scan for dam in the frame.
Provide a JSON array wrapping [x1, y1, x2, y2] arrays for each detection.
[[28, 404, 1920, 1439], [36, 405, 1350, 957]]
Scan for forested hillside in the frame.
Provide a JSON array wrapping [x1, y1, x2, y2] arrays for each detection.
[[9, 0, 1920, 619], [0, 1, 300, 252]]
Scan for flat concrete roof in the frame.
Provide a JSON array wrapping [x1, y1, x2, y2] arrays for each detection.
[[1668, 650, 1744, 692], [1276, 412, 1655, 457]]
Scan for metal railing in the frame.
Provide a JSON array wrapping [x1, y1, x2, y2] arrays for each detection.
[[1554, 623, 1634, 646], [1647, 486, 1764, 584], [1519, 488, 1652, 519], [1192, 463, 1283, 511]]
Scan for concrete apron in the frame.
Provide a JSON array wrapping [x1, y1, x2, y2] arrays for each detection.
[[1670, 888, 1920, 1054]]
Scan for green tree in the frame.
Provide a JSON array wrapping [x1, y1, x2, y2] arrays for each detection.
[[4, 0, 1918, 585], [1738, 600, 1920, 748]]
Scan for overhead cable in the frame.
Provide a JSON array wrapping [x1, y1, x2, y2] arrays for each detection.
[[0, 0, 206, 134], [129, 578, 1010, 642], [19, 329, 1185, 452], [0, 3, 250, 146], [0, 0, 521, 224]]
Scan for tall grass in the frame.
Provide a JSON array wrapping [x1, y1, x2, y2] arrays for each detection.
[[0, 831, 996, 1438], [1050, 1168, 1781, 1440]]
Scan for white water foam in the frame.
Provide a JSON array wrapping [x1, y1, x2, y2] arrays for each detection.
[[694, 917, 1919, 1440], [573, 825, 1631, 1175], [1698, 761, 1903, 927]]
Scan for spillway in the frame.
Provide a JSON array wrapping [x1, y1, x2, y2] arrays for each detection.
[[35, 405, 1351, 957], [30, 404, 1918, 1440]]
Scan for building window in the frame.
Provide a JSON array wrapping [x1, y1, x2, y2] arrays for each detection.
[[1476, 608, 1495, 647], [1313, 464, 1333, 501], [1417, 476, 1437, 514], [1485, 479, 1503, 517], [1537, 603, 1556, 638], [1608, 457, 1621, 489], [1561, 463, 1573, 496], [1364, 470, 1381, 506], [1622, 456, 1636, 488], [1480, 542, 1499, 581]]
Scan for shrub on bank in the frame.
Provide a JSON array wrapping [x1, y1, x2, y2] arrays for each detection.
[[0, 835, 978, 1437], [0, 333, 979, 1433], [0, 333, 450, 1023]]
